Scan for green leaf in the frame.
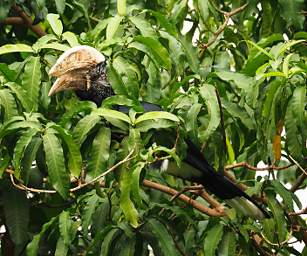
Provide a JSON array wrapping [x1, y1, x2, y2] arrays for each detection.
[[62, 31, 79, 47], [149, 10, 177, 36], [47, 13, 63, 36], [271, 180, 294, 210], [222, 100, 255, 129], [218, 231, 236, 256], [73, 114, 101, 145], [197, 0, 209, 22], [95, 108, 131, 124], [0, 89, 18, 121], [142, 219, 180, 256], [0, 147, 9, 177], [130, 36, 171, 70], [32, 34, 58, 52], [26, 217, 57, 256], [43, 130, 70, 199], [266, 195, 287, 242], [136, 119, 176, 132], [203, 224, 224, 256], [186, 103, 201, 141], [38, 43, 70, 52], [2, 182, 29, 250], [117, 0, 126, 16], [82, 192, 100, 237], [106, 15, 123, 40], [107, 64, 129, 96], [59, 211, 77, 245], [285, 86, 306, 159], [50, 124, 82, 177], [199, 84, 220, 142], [21, 137, 42, 184], [55, 0, 66, 14], [245, 40, 274, 59], [180, 36, 199, 73], [13, 129, 38, 176], [5, 82, 32, 111], [130, 162, 145, 207], [55, 239, 68, 256], [277, 0, 305, 29], [119, 167, 139, 227], [135, 111, 179, 124], [112, 56, 140, 100], [129, 16, 156, 37], [0, 44, 33, 55], [22, 56, 41, 111], [100, 228, 122, 256], [88, 127, 111, 179]]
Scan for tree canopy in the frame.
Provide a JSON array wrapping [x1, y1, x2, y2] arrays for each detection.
[[0, 1, 306, 255]]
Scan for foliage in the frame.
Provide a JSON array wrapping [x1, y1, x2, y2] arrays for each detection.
[[0, 0, 306, 255]]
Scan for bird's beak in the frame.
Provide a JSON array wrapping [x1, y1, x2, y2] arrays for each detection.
[[48, 73, 88, 96]]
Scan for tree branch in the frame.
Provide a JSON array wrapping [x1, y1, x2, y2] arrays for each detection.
[[225, 162, 294, 171], [0, 17, 24, 25], [142, 179, 224, 217], [12, 5, 46, 37], [199, 3, 248, 52]]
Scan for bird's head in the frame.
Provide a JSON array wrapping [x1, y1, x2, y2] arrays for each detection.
[[48, 46, 112, 105]]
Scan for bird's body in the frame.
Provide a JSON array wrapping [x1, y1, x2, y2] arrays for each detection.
[[48, 46, 268, 219]]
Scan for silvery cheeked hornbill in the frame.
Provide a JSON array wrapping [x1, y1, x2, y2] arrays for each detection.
[[48, 46, 268, 219]]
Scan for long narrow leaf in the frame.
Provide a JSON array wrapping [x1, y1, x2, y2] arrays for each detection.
[[43, 130, 70, 199]]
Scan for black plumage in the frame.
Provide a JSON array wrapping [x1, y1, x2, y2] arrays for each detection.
[[48, 46, 269, 219]]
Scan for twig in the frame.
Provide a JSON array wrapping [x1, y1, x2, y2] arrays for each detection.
[[12, 5, 46, 37], [288, 155, 307, 176], [142, 179, 224, 217], [225, 162, 293, 171], [8, 148, 135, 194], [199, 3, 248, 52], [289, 206, 307, 216], [260, 230, 293, 247]]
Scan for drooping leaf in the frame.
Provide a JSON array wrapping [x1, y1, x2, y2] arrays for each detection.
[[203, 224, 224, 256], [43, 130, 70, 199], [13, 128, 38, 176], [5, 82, 32, 111], [141, 218, 180, 256], [50, 124, 82, 177], [73, 114, 101, 145], [129, 16, 156, 37], [2, 181, 30, 252], [129, 36, 171, 70], [0, 88, 18, 121], [88, 127, 111, 179], [106, 15, 123, 40], [22, 56, 41, 111], [199, 84, 220, 142], [26, 217, 57, 256]]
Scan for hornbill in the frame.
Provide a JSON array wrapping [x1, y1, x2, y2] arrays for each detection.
[[48, 46, 268, 219]]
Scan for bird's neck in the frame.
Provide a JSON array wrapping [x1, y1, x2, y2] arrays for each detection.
[[75, 61, 114, 106]]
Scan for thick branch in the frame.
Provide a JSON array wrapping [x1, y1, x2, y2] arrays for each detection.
[[0, 17, 24, 25], [12, 5, 46, 37], [142, 179, 224, 217]]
